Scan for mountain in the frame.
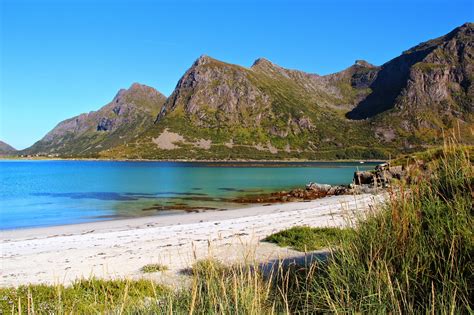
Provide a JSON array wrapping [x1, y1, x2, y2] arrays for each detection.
[[25, 23, 473, 160], [102, 23, 472, 160], [25, 83, 166, 156], [101, 55, 383, 160], [0, 141, 16, 155], [348, 22, 473, 145]]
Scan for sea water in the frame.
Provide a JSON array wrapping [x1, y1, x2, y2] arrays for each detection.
[[0, 160, 377, 229]]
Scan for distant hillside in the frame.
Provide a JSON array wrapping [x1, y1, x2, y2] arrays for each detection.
[[25, 83, 166, 156], [0, 141, 16, 155], [25, 23, 473, 160]]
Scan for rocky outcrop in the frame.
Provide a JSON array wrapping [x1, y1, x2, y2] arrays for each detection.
[[157, 55, 272, 127], [354, 163, 405, 187]]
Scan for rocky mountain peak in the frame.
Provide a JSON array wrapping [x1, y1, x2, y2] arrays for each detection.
[[251, 57, 274, 68], [26, 82, 167, 155], [193, 54, 215, 67], [450, 22, 473, 37], [111, 83, 166, 115], [157, 54, 270, 124], [129, 82, 151, 91], [354, 60, 376, 68]]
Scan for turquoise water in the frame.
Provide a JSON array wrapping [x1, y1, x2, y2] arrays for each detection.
[[0, 160, 377, 230]]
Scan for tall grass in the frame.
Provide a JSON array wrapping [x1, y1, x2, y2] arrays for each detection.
[[0, 278, 168, 314], [1, 139, 471, 313], [281, 138, 473, 313]]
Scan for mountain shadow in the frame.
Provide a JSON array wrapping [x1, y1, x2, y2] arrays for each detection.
[[346, 48, 435, 120]]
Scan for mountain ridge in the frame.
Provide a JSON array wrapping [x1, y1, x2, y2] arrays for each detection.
[[23, 23, 473, 160]]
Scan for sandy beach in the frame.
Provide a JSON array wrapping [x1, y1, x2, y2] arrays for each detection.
[[1, 193, 384, 287]]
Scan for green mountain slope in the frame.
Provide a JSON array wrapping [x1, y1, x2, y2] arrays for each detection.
[[101, 56, 390, 160], [24, 83, 166, 157]]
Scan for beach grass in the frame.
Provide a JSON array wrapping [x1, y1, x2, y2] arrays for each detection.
[[141, 263, 169, 273], [263, 226, 354, 251], [0, 278, 168, 314], [1, 137, 471, 313], [278, 136, 473, 313]]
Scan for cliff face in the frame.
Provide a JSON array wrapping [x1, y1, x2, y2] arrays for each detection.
[[25, 83, 166, 156], [396, 24, 473, 122], [347, 23, 473, 143], [157, 56, 272, 127], [0, 141, 16, 155]]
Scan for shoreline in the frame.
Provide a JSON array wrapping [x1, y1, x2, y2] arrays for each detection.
[[1, 194, 385, 287], [0, 157, 386, 163]]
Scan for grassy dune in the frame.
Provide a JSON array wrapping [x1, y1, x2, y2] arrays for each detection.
[[1, 138, 472, 313]]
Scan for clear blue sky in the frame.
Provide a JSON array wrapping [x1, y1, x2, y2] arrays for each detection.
[[1, 0, 472, 149]]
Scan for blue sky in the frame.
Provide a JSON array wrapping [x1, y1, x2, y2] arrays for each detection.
[[1, 0, 472, 149]]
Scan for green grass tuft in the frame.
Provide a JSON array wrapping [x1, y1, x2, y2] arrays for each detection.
[[264, 226, 354, 251], [141, 263, 169, 273]]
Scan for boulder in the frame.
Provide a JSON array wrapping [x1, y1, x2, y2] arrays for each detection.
[[354, 171, 375, 185], [375, 163, 389, 171], [327, 185, 349, 195], [388, 165, 404, 179], [306, 182, 332, 192]]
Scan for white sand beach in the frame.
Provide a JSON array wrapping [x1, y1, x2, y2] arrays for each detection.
[[1, 194, 384, 287]]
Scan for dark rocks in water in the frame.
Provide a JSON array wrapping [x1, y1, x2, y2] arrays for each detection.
[[32, 192, 140, 201], [142, 204, 217, 212], [233, 182, 350, 204]]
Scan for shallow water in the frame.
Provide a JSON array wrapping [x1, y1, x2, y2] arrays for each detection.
[[0, 160, 377, 230]]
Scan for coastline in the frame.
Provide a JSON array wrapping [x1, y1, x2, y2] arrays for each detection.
[[0, 156, 386, 163], [0, 156, 387, 167], [1, 193, 385, 287]]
